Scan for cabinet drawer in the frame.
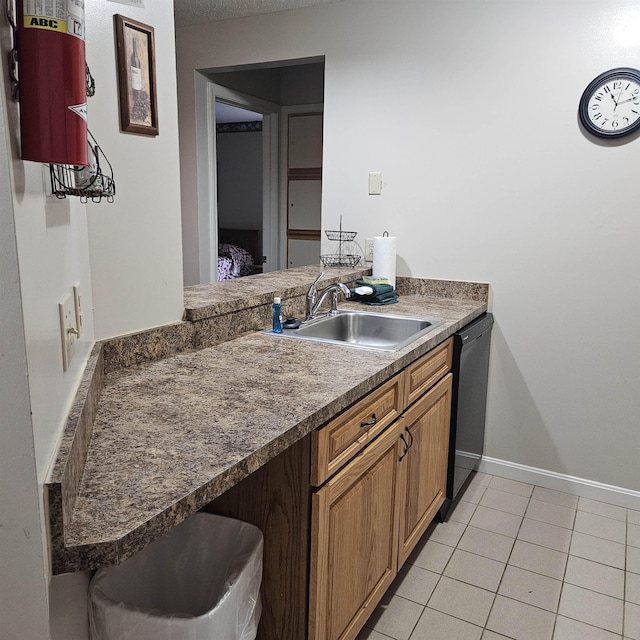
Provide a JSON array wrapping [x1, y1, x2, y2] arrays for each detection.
[[311, 374, 404, 486], [404, 338, 452, 407]]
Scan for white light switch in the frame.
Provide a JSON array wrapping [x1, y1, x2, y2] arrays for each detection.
[[58, 294, 78, 372], [72, 282, 83, 337], [369, 171, 382, 195]]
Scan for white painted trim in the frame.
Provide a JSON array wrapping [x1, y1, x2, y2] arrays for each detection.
[[197, 80, 281, 280], [479, 456, 640, 511], [262, 113, 280, 272], [194, 71, 217, 283]]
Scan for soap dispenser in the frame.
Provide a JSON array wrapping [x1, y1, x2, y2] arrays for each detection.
[[272, 297, 283, 333]]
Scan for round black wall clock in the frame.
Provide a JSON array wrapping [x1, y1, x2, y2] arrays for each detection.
[[579, 67, 640, 138]]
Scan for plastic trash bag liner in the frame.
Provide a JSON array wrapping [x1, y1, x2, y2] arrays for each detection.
[[89, 513, 263, 640]]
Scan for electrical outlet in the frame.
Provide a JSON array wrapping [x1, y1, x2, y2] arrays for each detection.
[[72, 282, 83, 337], [58, 294, 78, 372], [365, 238, 374, 262]]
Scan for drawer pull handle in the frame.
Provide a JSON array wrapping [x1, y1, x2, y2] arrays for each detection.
[[360, 413, 377, 428], [399, 433, 410, 461]]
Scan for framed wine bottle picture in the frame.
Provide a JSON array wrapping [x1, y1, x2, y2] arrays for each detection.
[[114, 15, 158, 136]]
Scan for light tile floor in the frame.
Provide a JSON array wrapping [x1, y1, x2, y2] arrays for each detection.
[[356, 473, 640, 640]]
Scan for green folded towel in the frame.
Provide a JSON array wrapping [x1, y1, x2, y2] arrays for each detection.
[[350, 281, 399, 305], [354, 280, 395, 296], [362, 296, 399, 306]]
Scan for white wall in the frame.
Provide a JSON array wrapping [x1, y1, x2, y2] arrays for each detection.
[[177, 0, 640, 491], [85, 2, 184, 340], [1, 1, 183, 637], [1, 17, 92, 638]]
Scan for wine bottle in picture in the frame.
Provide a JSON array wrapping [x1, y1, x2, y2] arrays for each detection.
[[130, 37, 142, 103]]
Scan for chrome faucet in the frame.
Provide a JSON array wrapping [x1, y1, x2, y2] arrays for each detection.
[[306, 274, 351, 319]]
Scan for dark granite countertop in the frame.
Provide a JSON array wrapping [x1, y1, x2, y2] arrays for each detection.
[[46, 267, 488, 573]]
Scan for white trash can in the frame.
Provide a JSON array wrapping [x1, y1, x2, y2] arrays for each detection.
[[89, 513, 263, 640]]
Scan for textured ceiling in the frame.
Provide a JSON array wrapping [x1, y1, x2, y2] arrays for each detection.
[[174, 0, 343, 27]]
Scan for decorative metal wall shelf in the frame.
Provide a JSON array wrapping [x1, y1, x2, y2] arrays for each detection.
[[49, 130, 116, 203], [321, 217, 361, 268]]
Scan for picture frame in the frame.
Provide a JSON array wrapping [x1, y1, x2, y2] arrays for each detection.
[[114, 14, 158, 136]]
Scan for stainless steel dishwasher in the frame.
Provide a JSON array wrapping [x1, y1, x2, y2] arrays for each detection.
[[439, 312, 494, 520]]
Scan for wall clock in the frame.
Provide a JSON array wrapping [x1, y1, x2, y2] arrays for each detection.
[[579, 67, 640, 138]]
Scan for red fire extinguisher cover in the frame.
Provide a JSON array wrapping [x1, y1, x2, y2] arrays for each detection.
[[17, 0, 88, 166]]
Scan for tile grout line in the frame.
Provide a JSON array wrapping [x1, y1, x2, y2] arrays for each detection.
[[453, 479, 572, 638], [410, 483, 483, 639], [452, 477, 511, 637], [484, 481, 532, 638], [551, 495, 578, 640], [379, 476, 637, 640]]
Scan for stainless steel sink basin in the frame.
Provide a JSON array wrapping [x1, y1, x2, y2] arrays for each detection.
[[269, 310, 444, 351]]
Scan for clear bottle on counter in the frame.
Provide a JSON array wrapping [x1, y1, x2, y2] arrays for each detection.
[[272, 297, 283, 333]]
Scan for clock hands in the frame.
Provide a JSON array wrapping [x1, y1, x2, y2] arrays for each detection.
[[610, 88, 626, 110], [609, 89, 638, 111]]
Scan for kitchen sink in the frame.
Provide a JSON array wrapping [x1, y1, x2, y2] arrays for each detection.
[[268, 310, 444, 351]]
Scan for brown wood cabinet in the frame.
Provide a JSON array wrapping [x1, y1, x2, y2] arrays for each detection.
[[207, 338, 452, 640], [309, 339, 453, 640]]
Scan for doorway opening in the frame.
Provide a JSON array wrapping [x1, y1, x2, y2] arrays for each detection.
[[193, 58, 324, 283], [215, 101, 265, 279]]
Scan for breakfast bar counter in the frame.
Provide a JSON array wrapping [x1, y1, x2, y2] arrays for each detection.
[[46, 266, 488, 574]]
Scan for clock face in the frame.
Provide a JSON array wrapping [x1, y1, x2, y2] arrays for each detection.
[[579, 68, 640, 138]]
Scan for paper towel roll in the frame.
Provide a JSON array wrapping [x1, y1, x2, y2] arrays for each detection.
[[372, 235, 397, 288]]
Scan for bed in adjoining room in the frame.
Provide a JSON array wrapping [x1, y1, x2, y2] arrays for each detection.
[[217, 228, 263, 280]]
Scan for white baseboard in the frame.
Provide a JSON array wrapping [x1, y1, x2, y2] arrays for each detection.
[[479, 456, 640, 511]]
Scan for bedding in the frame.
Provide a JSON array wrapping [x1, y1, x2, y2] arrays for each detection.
[[217, 242, 256, 280]]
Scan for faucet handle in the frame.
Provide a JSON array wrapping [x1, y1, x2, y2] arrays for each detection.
[[306, 271, 325, 319], [307, 271, 324, 300], [310, 271, 325, 290]]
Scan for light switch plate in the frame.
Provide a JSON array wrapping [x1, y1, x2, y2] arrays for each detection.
[[368, 171, 382, 195], [58, 294, 77, 372], [72, 282, 83, 337]]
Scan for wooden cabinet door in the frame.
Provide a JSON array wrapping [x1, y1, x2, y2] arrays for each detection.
[[309, 421, 402, 640], [397, 373, 452, 567]]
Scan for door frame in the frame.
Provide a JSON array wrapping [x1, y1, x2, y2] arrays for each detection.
[[194, 76, 281, 282]]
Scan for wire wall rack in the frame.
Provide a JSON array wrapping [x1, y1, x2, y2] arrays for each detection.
[[320, 217, 361, 268], [49, 130, 116, 203]]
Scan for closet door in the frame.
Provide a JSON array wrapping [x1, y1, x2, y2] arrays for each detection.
[[287, 113, 322, 267]]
